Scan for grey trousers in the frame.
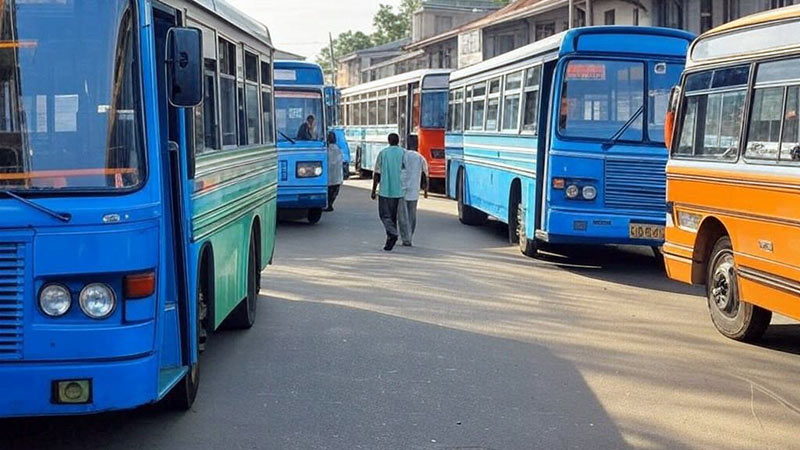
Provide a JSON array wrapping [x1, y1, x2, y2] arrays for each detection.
[[378, 196, 400, 238], [398, 199, 418, 244]]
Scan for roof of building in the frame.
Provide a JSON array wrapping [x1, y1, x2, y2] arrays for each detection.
[[419, 0, 501, 12], [340, 37, 412, 62], [190, 0, 272, 46], [407, 0, 564, 50]]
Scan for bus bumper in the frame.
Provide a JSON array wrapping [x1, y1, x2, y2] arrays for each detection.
[[662, 242, 695, 284], [544, 209, 664, 247], [0, 353, 159, 418], [277, 187, 327, 209]]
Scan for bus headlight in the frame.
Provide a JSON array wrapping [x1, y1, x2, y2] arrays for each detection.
[[296, 162, 323, 178], [582, 185, 597, 200], [565, 184, 580, 199], [39, 284, 72, 317], [79, 283, 116, 319]]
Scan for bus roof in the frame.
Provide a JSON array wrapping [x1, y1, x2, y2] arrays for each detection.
[[274, 60, 325, 87], [687, 6, 800, 68], [450, 26, 694, 84], [189, 0, 272, 47], [340, 69, 451, 97]]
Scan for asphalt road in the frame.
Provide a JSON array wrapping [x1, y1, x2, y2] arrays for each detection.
[[4, 179, 800, 450]]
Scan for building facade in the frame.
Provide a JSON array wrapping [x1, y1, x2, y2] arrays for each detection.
[[338, 0, 799, 87]]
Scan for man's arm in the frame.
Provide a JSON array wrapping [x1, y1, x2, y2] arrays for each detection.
[[422, 156, 429, 199], [371, 151, 382, 200]]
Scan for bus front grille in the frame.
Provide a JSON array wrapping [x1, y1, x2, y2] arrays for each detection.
[[0, 242, 24, 360], [604, 158, 666, 212]]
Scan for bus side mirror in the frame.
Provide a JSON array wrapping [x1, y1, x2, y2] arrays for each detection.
[[664, 85, 681, 151], [167, 27, 203, 108]]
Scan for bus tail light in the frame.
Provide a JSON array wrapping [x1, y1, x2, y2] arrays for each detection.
[[124, 272, 156, 299]]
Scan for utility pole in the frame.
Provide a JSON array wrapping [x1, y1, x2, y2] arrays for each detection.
[[568, 0, 574, 29], [328, 32, 337, 86]]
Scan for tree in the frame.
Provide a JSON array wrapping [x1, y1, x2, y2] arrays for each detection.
[[372, 4, 408, 45], [315, 31, 374, 82]]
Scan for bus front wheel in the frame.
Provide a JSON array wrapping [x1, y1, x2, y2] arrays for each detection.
[[706, 236, 771, 341], [308, 208, 323, 224], [168, 286, 204, 410]]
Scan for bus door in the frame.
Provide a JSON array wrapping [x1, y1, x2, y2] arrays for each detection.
[[535, 60, 558, 238], [152, 3, 195, 376]]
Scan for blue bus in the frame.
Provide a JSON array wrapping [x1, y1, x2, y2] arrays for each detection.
[[274, 61, 328, 223], [0, 0, 278, 416], [324, 85, 351, 180], [446, 27, 693, 256]]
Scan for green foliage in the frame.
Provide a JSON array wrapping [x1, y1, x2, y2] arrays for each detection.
[[316, 0, 421, 83]]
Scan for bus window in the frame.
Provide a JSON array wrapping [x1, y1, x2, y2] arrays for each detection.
[[470, 82, 486, 130], [647, 62, 684, 142], [245, 52, 261, 145], [421, 90, 447, 129], [368, 99, 377, 126], [219, 38, 237, 147], [745, 87, 783, 161], [486, 78, 501, 131], [275, 90, 323, 142], [522, 66, 541, 134], [502, 72, 523, 131], [781, 86, 800, 163], [198, 59, 220, 152], [378, 96, 387, 125], [453, 89, 464, 132], [388, 95, 398, 125], [559, 59, 644, 142], [399, 94, 407, 133], [676, 67, 748, 160]]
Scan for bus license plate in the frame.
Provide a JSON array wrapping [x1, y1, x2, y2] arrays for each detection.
[[629, 223, 664, 240]]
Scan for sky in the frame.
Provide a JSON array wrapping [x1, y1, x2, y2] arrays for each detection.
[[226, 0, 399, 60]]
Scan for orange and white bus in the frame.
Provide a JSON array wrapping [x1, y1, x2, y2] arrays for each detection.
[[664, 6, 800, 341]]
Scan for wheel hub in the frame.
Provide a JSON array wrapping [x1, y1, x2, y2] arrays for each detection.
[[711, 261, 737, 316]]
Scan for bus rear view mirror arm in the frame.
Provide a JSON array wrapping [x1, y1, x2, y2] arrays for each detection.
[[167, 27, 203, 108]]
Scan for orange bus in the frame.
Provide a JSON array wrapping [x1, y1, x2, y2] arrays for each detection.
[[664, 6, 800, 341]]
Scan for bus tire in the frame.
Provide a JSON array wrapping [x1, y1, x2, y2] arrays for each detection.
[[355, 147, 367, 179], [517, 201, 538, 257], [457, 170, 487, 226], [307, 208, 323, 224], [706, 236, 771, 342], [228, 235, 259, 329]]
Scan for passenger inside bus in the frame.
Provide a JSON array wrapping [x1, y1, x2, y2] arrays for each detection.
[[297, 115, 317, 141]]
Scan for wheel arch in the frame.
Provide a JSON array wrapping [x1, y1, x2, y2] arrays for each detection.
[[692, 216, 730, 285], [197, 242, 215, 331]]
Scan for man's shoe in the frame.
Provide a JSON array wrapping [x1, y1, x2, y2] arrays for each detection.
[[402, 241, 412, 247], [324, 206, 334, 212], [384, 235, 398, 251]]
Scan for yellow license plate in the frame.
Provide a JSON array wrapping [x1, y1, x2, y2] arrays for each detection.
[[629, 223, 664, 240]]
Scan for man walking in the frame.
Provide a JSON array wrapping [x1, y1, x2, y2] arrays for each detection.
[[371, 133, 405, 251], [398, 147, 428, 247]]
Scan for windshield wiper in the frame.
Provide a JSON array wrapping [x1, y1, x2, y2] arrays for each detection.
[[0, 190, 71, 222], [602, 105, 644, 150], [278, 131, 296, 145]]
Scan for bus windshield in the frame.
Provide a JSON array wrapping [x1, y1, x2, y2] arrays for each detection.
[[0, 0, 144, 192], [558, 59, 681, 144], [275, 90, 324, 142], [421, 91, 447, 129]]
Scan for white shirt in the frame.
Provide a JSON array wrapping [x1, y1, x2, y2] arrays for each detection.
[[401, 151, 428, 201]]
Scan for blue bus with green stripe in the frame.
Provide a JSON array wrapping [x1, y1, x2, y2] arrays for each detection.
[[0, 0, 277, 416], [446, 26, 693, 256]]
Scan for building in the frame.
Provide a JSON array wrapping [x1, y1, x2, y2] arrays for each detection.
[[336, 38, 410, 88], [275, 49, 305, 61], [339, 0, 797, 87]]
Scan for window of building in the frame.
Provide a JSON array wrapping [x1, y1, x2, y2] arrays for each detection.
[[658, 0, 683, 29], [700, 0, 713, 32], [604, 9, 615, 25], [772, 0, 796, 7], [723, 0, 740, 22], [435, 15, 453, 34], [492, 34, 515, 58], [522, 66, 541, 134], [535, 22, 555, 41], [218, 38, 237, 147], [633, 8, 639, 25]]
